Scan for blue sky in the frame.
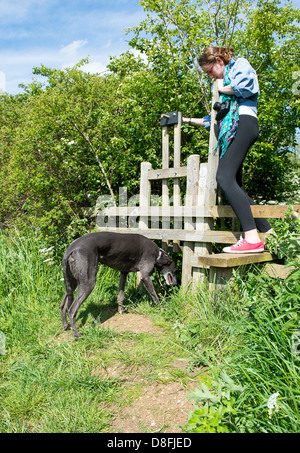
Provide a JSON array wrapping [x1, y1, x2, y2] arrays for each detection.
[[0, 0, 146, 94], [1, 0, 300, 95]]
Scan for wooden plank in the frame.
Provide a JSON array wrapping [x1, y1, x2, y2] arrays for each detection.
[[118, 186, 127, 228], [193, 162, 212, 283], [138, 161, 152, 287], [101, 206, 209, 218], [209, 267, 234, 291], [191, 251, 275, 268], [148, 167, 187, 180], [211, 204, 300, 218], [162, 125, 170, 250], [173, 111, 182, 252], [139, 162, 152, 230], [264, 263, 295, 279], [96, 226, 269, 244], [182, 154, 200, 286], [98, 204, 300, 220], [95, 227, 246, 243]]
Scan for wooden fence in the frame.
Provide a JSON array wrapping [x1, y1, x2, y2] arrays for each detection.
[[96, 82, 300, 288]]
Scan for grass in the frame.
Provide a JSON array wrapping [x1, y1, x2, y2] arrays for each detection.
[[0, 228, 299, 433], [185, 266, 300, 433], [0, 229, 194, 432]]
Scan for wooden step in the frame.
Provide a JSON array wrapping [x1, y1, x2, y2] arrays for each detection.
[[264, 263, 296, 279], [191, 251, 275, 268]]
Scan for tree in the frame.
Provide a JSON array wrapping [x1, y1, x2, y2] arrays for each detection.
[[0, 62, 121, 242], [1, 54, 203, 243], [127, 0, 300, 200]]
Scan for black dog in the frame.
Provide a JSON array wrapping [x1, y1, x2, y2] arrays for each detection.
[[60, 232, 177, 337]]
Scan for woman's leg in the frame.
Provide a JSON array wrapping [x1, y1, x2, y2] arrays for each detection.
[[236, 166, 272, 234], [216, 115, 271, 248]]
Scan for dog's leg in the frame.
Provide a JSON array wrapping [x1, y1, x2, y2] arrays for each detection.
[[117, 272, 128, 314], [141, 275, 160, 305], [68, 279, 96, 337], [60, 273, 77, 331], [60, 293, 70, 330]]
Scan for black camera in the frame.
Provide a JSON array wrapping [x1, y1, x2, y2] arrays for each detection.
[[213, 99, 231, 121]]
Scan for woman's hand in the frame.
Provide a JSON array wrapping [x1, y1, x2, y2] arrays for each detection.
[[218, 79, 235, 95], [217, 79, 225, 91]]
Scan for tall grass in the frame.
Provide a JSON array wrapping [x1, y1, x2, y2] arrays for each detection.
[[184, 266, 300, 433], [227, 268, 300, 432], [0, 230, 124, 432], [180, 211, 300, 433]]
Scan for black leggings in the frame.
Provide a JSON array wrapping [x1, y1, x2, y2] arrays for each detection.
[[216, 115, 271, 233]]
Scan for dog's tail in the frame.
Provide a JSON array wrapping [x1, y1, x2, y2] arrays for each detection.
[[63, 252, 75, 300]]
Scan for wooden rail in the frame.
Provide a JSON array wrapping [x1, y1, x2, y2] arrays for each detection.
[[101, 204, 300, 219]]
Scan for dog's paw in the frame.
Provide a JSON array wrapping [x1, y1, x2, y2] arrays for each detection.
[[72, 330, 83, 338]]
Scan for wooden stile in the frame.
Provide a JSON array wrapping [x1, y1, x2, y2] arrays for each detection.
[[95, 81, 299, 289]]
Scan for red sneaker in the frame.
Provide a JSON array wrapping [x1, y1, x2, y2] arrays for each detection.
[[223, 237, 265, 254]]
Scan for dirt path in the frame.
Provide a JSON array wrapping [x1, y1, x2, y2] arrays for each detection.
[[97, 313, 200, 433]]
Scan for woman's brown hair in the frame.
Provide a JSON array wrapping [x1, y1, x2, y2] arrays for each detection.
[[198, 47, 234, 68]]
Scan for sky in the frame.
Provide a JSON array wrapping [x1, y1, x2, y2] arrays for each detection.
[[0, 0, 300, 95], [0, 0, 146, 94]]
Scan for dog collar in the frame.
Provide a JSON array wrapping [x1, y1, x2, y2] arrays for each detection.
[[156, 249, 162, 263]]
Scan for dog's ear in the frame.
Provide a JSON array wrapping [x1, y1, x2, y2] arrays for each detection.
[[156, 249, 172, 267]]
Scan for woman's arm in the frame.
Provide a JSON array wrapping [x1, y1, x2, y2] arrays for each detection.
[[228, 58, 259, 99], [182, 117, 204, 127], [217, 79, 235, 95], [183, 116, 211, 130]]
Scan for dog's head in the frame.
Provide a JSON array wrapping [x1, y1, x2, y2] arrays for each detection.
[[155, 249, 177, 286]]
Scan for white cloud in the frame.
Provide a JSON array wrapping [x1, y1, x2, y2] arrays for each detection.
[[59, 40, 90, 71], [59, 40, 88, 57], [81, 61, 108, 74]]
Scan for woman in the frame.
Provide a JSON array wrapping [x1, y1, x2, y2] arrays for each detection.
[[183, 46, 271, 253]]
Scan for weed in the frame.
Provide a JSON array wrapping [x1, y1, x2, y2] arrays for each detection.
[[265, 206, 300, 261]]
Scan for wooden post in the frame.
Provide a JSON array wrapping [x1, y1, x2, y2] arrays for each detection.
[[208, 267, 234, 292], [138, 162, 152, 287], [205, 81, 220, 208], [162, 125, 170, 251], [139, 162, 152, 230], [193, 81, 219, 285], [173, 111, 182, 252], [182, 154, 200, 286]]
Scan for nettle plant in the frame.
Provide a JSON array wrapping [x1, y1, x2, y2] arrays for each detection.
[[265, 206, 300, 263], [186, 372, 244, 433]]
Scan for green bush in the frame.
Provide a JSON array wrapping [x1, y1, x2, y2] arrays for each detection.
[[265, 206, 300, 262]]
